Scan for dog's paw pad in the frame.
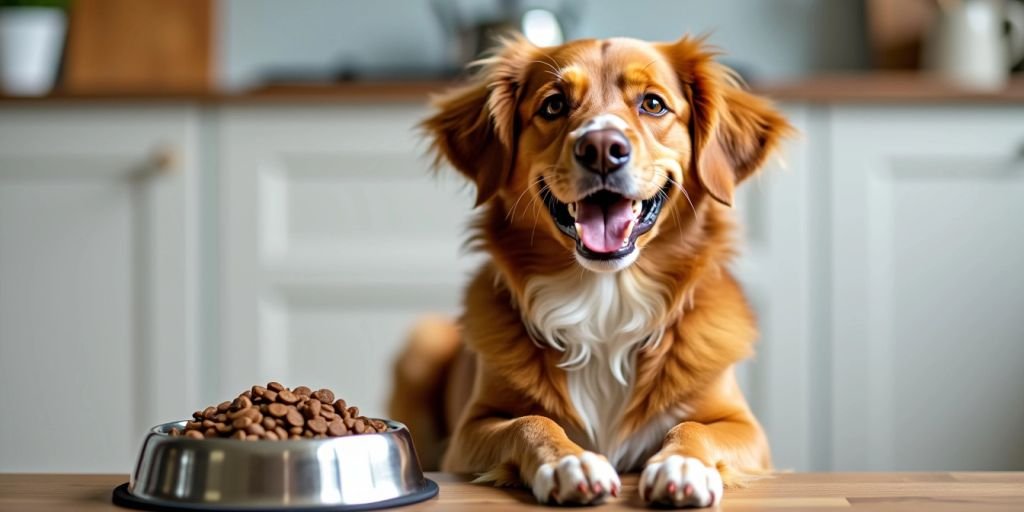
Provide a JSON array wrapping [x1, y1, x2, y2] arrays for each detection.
[[640, 455, 722, 508], [532, 451, 621, 505]]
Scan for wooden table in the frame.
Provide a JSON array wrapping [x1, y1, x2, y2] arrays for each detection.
[[1, 472, 1022, 511]]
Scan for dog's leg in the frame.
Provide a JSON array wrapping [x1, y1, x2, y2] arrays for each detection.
[[640, 368, 769, 508], [387, 315, 462, 470], [443, 404, 620, 505]]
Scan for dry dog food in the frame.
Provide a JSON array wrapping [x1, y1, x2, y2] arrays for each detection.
[[169, 382, 388, 440]]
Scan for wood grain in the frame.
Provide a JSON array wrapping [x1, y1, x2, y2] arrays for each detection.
[[1, 472, 1022, 511], [62, 0, 212, 94]]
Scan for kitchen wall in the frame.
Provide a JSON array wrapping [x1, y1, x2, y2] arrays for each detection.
[[220, 0, 869, 90]]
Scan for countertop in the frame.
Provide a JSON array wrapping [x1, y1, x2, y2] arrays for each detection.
[[2, 472, 1023, 511], [1, 73, 1024, 104]]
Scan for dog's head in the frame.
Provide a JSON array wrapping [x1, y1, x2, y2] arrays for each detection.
[[424, 36, 791, 273]]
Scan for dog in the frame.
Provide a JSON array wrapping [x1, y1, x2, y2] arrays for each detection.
[[389, 35, 792, 508]]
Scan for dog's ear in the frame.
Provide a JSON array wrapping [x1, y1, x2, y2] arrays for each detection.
[[422, 37, 535, 207], [661, 37, 792, 206]]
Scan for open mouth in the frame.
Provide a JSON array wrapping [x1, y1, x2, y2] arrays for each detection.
[[541, 182, 669, 260]]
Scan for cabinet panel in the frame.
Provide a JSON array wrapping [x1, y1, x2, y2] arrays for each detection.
[[829, 106, 1024, 470], [0, 106, 200, 472], [0, 175, 135, 471], [219, 105, 479, 408], [731, 104, 818, 472], [279, 284, 461, 418]]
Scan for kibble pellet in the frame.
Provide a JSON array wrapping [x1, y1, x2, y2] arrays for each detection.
[[168, 383, 388, 441]]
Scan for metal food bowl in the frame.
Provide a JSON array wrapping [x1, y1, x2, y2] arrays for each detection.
[[112, 419, 438, 511]]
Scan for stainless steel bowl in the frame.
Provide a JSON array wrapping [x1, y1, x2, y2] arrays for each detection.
[[115, 419, 437, 511]]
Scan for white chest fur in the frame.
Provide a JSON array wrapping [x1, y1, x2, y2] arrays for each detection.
[[522, 269, 670, 469]]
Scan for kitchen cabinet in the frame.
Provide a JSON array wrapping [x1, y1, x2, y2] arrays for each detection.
[[0, 105, 201, 471], [1, 88, 1021, 474], [827, 105, 1024, 471], [216, 104, 480, 417], [731, 104, 818, 472]]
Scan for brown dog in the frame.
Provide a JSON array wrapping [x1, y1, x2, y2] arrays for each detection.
[[389, 35, 792, 508]]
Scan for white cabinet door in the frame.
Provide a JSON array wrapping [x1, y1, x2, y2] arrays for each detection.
[[829, 106, 1024, 470], [731, 104, 819, 472], [0, 105, 200, 472], [218, 104, 479, 417]]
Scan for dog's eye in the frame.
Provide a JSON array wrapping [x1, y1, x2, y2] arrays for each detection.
[[539, 94, 569, 120], [640, 94, 668, 116]]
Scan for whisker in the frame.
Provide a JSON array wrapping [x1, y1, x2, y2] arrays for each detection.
[[528, 182, 550, 244], [524, 185, 545, 213], [650, 168, 684, 193], [531, 205, 540, 245], [516, 167, 565, 222], [506, 177, 541, 222], [651, 168, 697, 221], [650, 168, 695, 241], [507, 175, 548, 221], [677, 183, 698, 220], [661, 187, 685, 240], [531, 58, 562, 81], [543, 54, 563, 79]]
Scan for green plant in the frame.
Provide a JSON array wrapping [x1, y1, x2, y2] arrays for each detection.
[[0, 0, 70, 8]]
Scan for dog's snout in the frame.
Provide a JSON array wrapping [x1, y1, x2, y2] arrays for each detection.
[[573, 128, 631, 175]]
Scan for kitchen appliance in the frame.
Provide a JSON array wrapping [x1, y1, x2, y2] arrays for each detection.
[[113, 420, 437, 511], [431, 0, 578, 67]]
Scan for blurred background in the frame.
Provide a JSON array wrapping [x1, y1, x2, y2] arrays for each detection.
[[1, 0, 1022, 474]]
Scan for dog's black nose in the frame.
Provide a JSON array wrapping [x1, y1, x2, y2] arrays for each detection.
[[574, 128, 631, 174]]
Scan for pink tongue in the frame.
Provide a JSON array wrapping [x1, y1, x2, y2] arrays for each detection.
[[576, 197, 635, 253]]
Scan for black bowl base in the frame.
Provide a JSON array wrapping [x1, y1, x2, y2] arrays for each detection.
[[112, 480, 439, 512]]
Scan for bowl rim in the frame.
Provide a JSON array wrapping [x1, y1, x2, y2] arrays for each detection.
[[150, 418, 408, 444]]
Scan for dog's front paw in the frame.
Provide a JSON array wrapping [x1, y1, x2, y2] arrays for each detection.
[[532, 451, 621, 505], [640, 455, 722, 508]]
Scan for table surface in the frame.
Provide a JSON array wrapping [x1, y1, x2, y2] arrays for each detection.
[[2, 472, 1023, 511]]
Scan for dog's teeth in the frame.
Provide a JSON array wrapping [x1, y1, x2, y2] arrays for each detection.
[[622, 219, 636, 247], [632, 200, 642, 216], [575, 222, 584, 238], [568, 202, 577, 219]]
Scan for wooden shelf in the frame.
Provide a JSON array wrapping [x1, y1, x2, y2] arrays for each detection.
[[0, 81, 451, 104], [754, 73, 1024, 103], [2, 74, 1023, 104]]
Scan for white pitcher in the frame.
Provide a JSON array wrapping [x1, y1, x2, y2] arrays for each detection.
[[0, 7, 66, 96], [923, 0, 1024, 90]]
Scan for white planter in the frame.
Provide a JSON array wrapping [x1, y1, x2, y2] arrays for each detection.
[[0, 7, 66, 96]]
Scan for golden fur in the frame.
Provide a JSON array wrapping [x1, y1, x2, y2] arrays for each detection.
[[389, 35, 793, 506]]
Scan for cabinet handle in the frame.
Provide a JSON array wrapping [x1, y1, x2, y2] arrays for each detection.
[[132, 145, 179, 181], [150, 145, 178, 174]]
